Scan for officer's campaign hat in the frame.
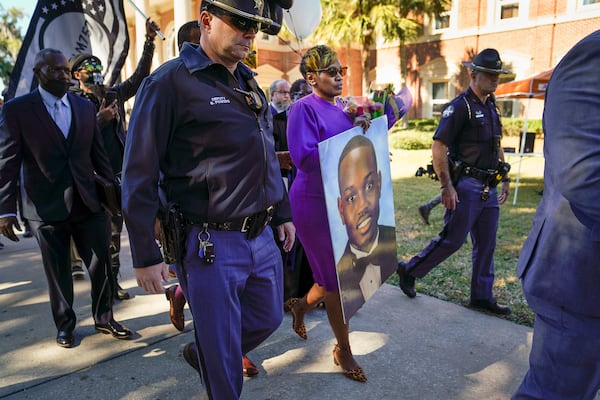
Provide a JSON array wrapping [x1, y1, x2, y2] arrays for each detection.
[[201, 0, 293, 35], [201, 0, 269, 25], [461, 48, 510, 74]]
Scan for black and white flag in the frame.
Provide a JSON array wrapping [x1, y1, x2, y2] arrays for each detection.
[[6, 0, 129, 100]]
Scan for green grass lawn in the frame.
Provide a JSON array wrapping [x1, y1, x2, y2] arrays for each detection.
[[387, 149, 544, 326]]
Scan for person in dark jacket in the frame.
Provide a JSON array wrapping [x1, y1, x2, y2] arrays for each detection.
[[121, 1, 295, 398], [271, 78, 314, 305], [68, 17, 160, 300], [0, 48, 132, 348], [512, 30, 600, 400]]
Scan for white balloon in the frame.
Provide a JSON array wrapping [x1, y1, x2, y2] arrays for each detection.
[[283, 0, 323, 41]]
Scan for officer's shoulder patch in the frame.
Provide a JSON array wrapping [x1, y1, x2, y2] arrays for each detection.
[[442, 105, 454, 118]]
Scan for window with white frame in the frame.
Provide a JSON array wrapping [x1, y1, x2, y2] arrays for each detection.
[[434, 13, 451, 30], [431, 81, 449, 117], [499, 0, 519, 19], [573, 0, 600, 13], [492, 0, 527, 23]]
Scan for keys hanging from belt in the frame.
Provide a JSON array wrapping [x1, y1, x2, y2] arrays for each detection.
[[481, 185, 490, 201], [198, 223, 216, 264]]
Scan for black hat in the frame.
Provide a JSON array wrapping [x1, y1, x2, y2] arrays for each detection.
[[201, 0, 269, 24], [68, 54, 102, 77], [461, 48, 510, 74]]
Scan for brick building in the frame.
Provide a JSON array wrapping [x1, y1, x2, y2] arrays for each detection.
[[120, 1, 600, 118], [395, 0, 600, 119]]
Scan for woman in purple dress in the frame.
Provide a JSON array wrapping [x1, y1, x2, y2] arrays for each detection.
[[286, 45, 400, 383]]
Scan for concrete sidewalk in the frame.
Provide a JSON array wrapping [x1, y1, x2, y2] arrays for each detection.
[[0, 233, 534, 400]]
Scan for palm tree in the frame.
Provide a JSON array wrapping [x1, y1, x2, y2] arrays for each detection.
[[311, 0, 450, 95], [0, 5, 24, 88]]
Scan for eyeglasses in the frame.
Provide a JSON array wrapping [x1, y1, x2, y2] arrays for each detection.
[[314, 66, 348, 77], [210, 8, 260, 33]]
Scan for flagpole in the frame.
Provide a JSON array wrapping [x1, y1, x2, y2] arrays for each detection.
[[127, 0, 166, 40]]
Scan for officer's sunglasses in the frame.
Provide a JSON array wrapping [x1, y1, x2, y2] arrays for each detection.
[[313, 66, 348, 77], [210, 8, 260, 33]]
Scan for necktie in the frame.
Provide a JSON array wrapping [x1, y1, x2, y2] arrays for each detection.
[[54, 99, 69, 138]]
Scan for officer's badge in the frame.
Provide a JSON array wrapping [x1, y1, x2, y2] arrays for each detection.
[[442, 105, 454, 118]]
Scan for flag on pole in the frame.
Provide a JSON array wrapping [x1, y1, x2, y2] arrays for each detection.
[[6, 0, 129, 100]]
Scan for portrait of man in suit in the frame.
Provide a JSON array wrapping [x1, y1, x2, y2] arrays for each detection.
[[335, 134, 397, 321], [0, 48, 132, 348]]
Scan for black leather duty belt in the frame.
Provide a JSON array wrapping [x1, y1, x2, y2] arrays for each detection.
[[187, 205, 274, 239], [462, 166, 496, 184]]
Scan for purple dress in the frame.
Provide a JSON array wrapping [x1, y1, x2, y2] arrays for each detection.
[[287, 93, 402, 291], [286, 94, 354, 291]]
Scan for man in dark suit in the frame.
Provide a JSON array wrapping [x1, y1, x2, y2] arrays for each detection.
[[0, 48, 132, 348], [336, 135, 397, 321], [512, 30, 600, 399]]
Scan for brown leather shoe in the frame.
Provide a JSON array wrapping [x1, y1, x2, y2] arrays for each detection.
[[243, 355, 259, 377], [165, 285, 186, 331], [183, 343, 258, 378]]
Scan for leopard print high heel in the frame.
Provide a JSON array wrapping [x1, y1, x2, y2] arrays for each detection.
[[285, 297, 307, 340], [333, 344, 367, 382]]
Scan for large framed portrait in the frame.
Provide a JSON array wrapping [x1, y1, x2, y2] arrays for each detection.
[[318, 116, 397, 323]]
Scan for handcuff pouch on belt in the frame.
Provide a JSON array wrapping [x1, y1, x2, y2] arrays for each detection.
[[157, 202, 186, 265]]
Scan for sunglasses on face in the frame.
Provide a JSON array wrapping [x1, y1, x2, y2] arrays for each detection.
[[79, 62, 103, 73], [314, 66, 348, 77], [210, 8, 260, 33]]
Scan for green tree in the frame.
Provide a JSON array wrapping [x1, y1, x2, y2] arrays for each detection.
[[0, 5, 24, 89], [311, 0, 450, 95]]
